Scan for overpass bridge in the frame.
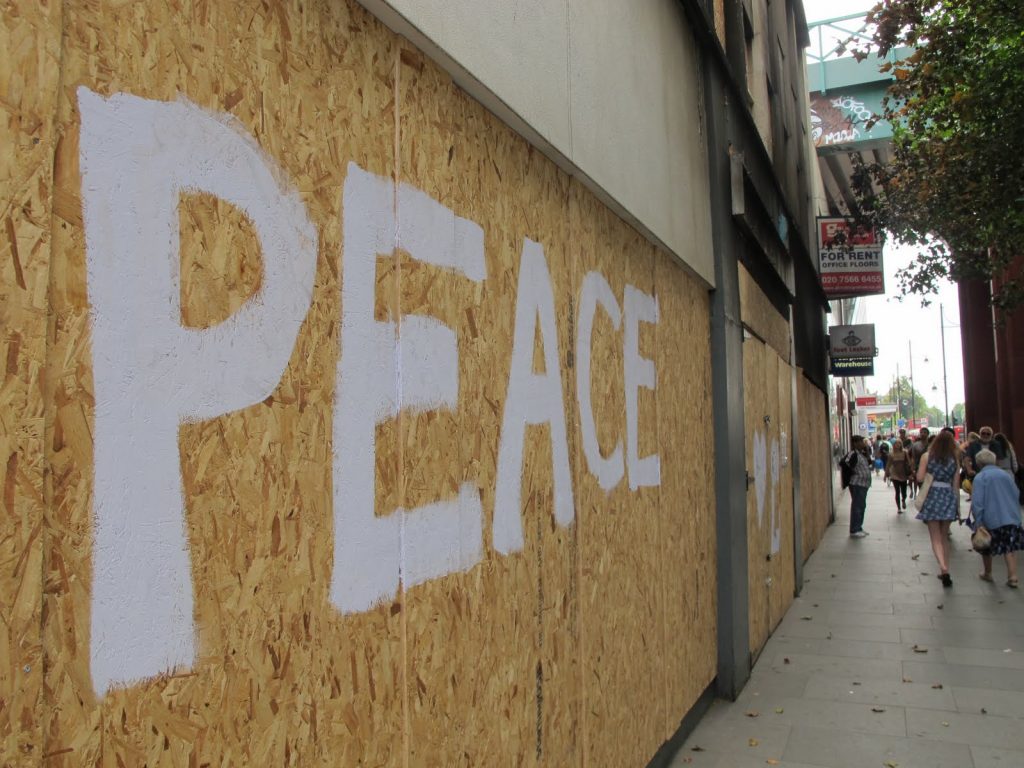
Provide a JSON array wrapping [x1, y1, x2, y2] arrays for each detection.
[[806, 13, 912, 217]]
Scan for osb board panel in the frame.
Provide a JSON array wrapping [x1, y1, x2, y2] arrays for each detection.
[[395, 47, 584, 765], [29, 0, 716, 765], [744, 338, 770, 655], [0, 1, 61, 764], [769, 362, 795, 633], [738, 264, 789, 363], [572, 183, 664, 767], [43, 1, 403, 766], [654, 253, 716, 729], [798, 373, 832, 561], [745, 342, 797, 655]]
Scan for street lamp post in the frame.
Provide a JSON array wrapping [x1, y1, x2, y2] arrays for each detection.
[[908, 340, 917, 426], [940, 304, 950, 428]]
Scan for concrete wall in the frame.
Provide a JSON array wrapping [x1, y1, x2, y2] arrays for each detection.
[[357, 0, 716, 287]]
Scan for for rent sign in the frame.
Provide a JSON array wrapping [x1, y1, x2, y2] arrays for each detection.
[[817, 217, 884, 298]]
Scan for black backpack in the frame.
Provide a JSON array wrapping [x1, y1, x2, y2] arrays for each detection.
[[839, 451, 857, 489]]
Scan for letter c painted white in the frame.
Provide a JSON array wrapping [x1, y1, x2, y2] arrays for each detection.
[[575, 271, 624, 492], [78, 88, 317, 696]]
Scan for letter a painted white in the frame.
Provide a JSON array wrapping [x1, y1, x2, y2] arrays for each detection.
[[623, 285, 661, 489], [576, 271, 624, 491], [494, 240, 574, 555], [331, 163, 485, 614], [78, 88, 317, 695]]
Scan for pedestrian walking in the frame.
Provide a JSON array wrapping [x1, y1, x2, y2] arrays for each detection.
[[968, 449, 1024, 588], [885, 438, 912, 512], [915, 430, 961, 586], [841, 435, 873, 538]]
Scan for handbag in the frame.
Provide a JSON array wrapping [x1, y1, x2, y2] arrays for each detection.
[[914, 473, 934, 512], [972, 525, 992, 553]]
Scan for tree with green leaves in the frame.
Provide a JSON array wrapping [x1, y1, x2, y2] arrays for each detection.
[[850, 0, 1024, 308]]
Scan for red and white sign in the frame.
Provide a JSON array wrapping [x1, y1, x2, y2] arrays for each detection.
[[817, 217, 885, 298], [855, 396, 877, 407]]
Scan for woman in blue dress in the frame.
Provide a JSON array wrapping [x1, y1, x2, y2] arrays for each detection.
[[916, 430, 961, 586]]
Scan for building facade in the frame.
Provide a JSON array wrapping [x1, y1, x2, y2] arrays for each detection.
[[0, 1, 831, 765]]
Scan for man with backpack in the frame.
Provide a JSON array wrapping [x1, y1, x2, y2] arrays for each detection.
[[840, 435, 873, 537]]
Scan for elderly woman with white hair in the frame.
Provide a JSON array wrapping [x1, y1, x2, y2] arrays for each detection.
[[969, 449, 1024, 587]]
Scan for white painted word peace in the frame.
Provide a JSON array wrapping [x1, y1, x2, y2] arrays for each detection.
[[78, 89, 662, 695]]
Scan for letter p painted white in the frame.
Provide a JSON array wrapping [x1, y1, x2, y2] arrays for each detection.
[[78, 88, 317, 695]]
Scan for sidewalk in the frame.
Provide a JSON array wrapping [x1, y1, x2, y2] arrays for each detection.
[[673, 474, 1024, 768]]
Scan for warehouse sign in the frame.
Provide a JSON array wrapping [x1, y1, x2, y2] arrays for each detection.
[[829, 324, 876, 359], [817, 217, 884, 298], [829, 357, 874, 377]]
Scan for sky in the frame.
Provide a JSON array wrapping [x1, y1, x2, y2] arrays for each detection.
[[855, 241, 966, 412], [801, 1, 967, 413]]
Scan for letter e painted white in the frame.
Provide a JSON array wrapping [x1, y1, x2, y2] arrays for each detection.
[[623, 284, 661, 489], [494, 239, 574, 555], [331, 164, 485, 614], [78, 88, 317, 695], [575, 271, 624, 492]]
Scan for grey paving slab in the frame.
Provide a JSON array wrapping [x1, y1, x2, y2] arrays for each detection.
[[803, 673, 958, 711], [904, 657, 1024, 692], [970, 745, 1024, 768], [782, 725, 974, 768], [668, 747, 823, 768], [676, 481, 1024, 767], [772, 618, 902, 643], [942, 645, 1024, 670], [900, 626, 1024, 652], [951, 685, 1024, 717], [767, 651, 901, 680], [906, 706, 1024, 750]]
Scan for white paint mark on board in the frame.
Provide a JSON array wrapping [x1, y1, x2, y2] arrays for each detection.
[[78, 88, 317, 696], [493, 239, 575, 555], [624, 285, 661, 489], [576, 271, 624, 492], [330, 163, 485, 615], [753, 429, 768, 526], [770, 436, 782, 554]]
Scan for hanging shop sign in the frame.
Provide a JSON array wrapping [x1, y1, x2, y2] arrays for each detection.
[[817, 217, 884, 298], [855, 396, 877, 407], [829, 324, 876, 359], [829, 356, 874, 377]]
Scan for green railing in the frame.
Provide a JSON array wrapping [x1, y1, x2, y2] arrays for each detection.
[[806, 12, 902, 94]]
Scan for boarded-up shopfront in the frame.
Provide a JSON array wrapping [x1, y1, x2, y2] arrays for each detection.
[[0, 1, 729, 765]]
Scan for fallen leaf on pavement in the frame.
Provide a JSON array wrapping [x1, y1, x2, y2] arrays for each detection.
[[981, 708, 988, 714], [774, 707, 784, 714], [748, 738, 759, 747], [745, 711, 760, 718], [912, 645, 928, 653], [800, 616, 813, 621], [936, 604, 943, 610], [766, 760, 780, 766], [902, 677, 912, 683], [884, 761, 900, 768], [932, 683, 944, 689], [911, 554, 920, 560], [871, 707, 886, 713], [691, 745, 705, 752], [783, 657, 791, 664], [942, 721, 949, 727]]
